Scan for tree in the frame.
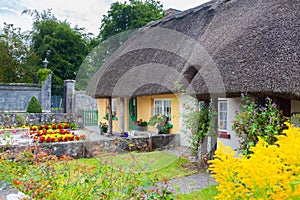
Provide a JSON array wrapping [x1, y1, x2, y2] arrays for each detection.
[[0, 23, 39, 83], [26, 96, 42, 113], [99, 0, 164, 41], [23, 9, 91, 95]]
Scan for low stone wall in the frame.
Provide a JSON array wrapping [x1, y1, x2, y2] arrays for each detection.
[[5, 134, 180, 158], [0, 113, 74, 128]]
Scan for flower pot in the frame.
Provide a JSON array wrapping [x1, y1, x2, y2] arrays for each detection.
[[100, 128, 108, 135], [136, 125, 147, 131], [158, 128, 169, 134]]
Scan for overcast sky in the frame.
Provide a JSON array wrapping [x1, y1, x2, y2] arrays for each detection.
[[0, 0, 209, 36]]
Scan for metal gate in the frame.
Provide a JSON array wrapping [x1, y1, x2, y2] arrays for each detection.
[[83, 110, 98, 126]]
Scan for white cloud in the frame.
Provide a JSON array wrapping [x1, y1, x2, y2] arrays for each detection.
[[0, 0, 210, 36], [162, 0, 209, 11]]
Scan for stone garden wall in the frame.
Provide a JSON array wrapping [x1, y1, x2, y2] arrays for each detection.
[[5, 134, 180, 158], [74, 91, 97, 127], [0, 74, 51, 113], [0, 83, 41, 112], [0, 113, 73, 128]]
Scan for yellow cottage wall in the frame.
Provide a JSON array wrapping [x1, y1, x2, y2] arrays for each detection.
[[137, 94, 180, 134], [97, 98, 129, 133], [97, 94, 180, 134]]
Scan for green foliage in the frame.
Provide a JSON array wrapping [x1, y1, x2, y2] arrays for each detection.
[[177, 185, 218, 200], [26, 96, 42, 113], [15, 114, 25, 126], [232, 96, 287, 156], [76, 29, 134, 91], [103, 112, 118, 120], [291, 113, 300, 127], [148, 114, 173, 134], [69, 122, 79, 130], [0, 23, 39, 83], [0, 130, 15, 148], [99, 0, 164, 41], [24, 9, 91, 95], [37, 68, 51, 84], [99, 122, 108, 132], [0, 150, 194, 199], [134, 119, 148, 126], [182, 102, 216, 161]]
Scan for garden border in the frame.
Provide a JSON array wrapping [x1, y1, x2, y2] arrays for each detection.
[[2, 134, 180, 158]]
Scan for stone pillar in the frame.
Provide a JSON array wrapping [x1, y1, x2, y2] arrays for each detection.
[[41, 73, 52, 112], [64, 80, 76, 115], [209, 98, 218, 159], [107, 97, 113, 135], [119, 97, 125, 133]]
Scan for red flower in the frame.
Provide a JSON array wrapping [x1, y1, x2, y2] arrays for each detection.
[[51, 138, 56, 142], [44, 125, 49, 130], [39, 136, 45, 143], [58, 124, 63, 129], [134, 121, 138, 125], [75, 136, 80, 140], [64, 123, 69, 129], [52, 124, 57, 129], [13, 179, 22, 185], [69, 136, 74, 141], [39, 125, 43, 130], [161, 122, 166, 126]]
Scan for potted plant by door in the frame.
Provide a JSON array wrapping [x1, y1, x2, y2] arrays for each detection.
[[99, 122, 108, 135], [148, 114, 173, 134], [134, 119, 148, 131]]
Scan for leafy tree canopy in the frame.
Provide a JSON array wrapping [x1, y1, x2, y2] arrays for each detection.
[[0, 23, 39, 83], [23, 9, 92, 95], [99, 0, 164, 41]]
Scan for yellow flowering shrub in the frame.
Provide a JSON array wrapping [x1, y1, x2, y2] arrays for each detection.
[[209, 123, 300, 199]]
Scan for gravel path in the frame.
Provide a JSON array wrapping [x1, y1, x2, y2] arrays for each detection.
[[162, 146, 217, 194], [167, 172, 217, 194]]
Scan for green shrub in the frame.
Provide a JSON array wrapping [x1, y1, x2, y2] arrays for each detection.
[[37, 68, 51, 85], [232, 96, 287, 156], [16, 113, 25, 127], [26, 96, 42, 113]]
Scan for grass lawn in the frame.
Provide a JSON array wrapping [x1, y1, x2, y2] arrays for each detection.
[[176, 185, 218, 199], [1, 150, 214, 199], [64, 151, 197, 182]]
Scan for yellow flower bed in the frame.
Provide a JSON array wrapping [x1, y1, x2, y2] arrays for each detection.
[[209, 123, 300, 199]]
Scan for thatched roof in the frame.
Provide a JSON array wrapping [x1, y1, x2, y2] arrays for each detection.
[[87, 0, 300, 99]]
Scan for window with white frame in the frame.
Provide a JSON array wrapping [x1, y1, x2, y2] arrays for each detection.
[[112, 98, 117, 116], [218, 100, 227, 131], [154, 99, 171, 119]]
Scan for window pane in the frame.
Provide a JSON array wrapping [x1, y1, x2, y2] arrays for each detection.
[[112, 98, 117, 113], [154, 100, 162, 115], [154, 99, 171, 117], [218, 101, 227, 130], [219, 112, 225, 121]]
